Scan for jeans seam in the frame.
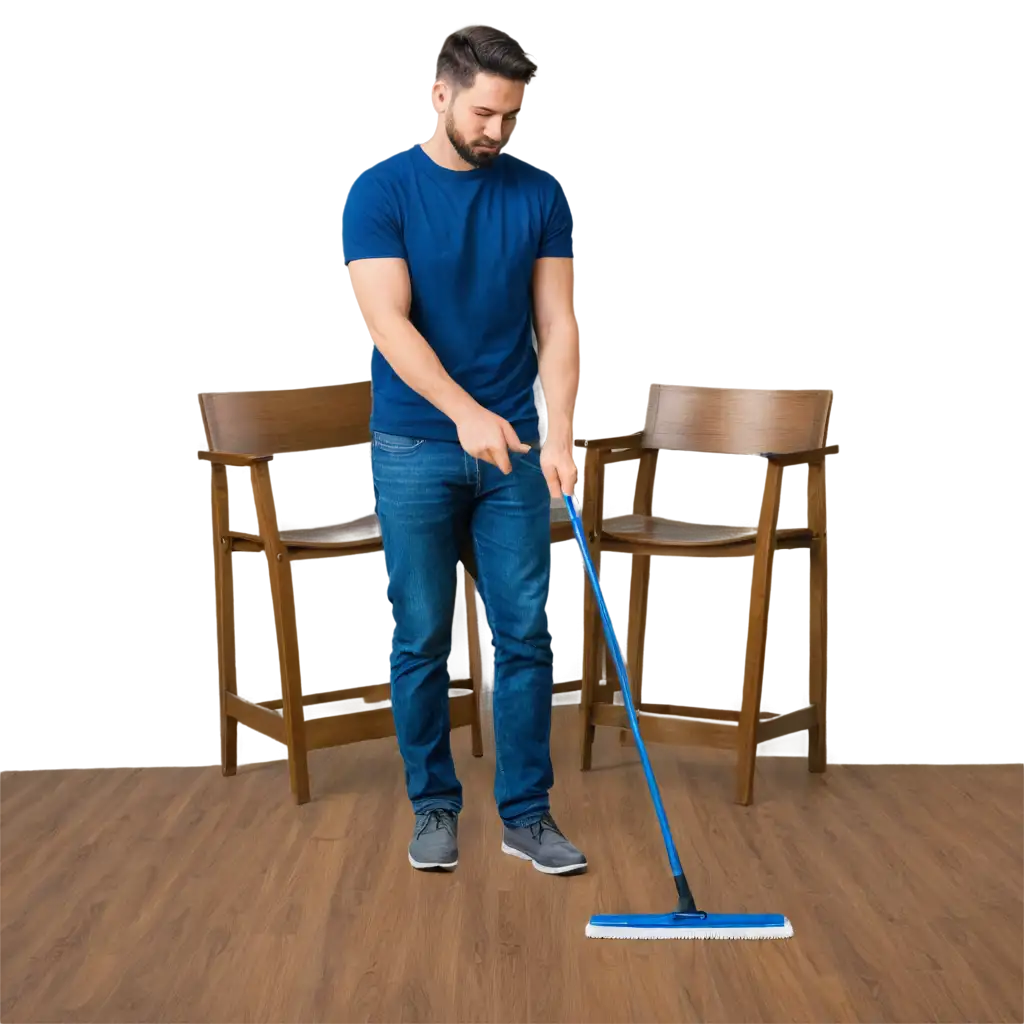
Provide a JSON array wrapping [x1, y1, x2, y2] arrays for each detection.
[[414, 800, 461, 815], [375, 442, 424, 454], [504, 812, 545, 829]]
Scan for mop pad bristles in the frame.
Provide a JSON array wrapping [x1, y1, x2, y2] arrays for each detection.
[[585, 912, 794, 940]]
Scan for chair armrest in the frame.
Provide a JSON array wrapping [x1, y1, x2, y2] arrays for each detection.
[[198, 450, 274, 467], [573, 431, 645, 450], [759, 444, 838, 466]]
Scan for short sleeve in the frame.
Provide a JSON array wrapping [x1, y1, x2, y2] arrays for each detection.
[[537, 181, 573, 259], [342, 173, 407, 265]]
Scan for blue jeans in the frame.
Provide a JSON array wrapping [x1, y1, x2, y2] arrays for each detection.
[[370, 430, 554, 828]]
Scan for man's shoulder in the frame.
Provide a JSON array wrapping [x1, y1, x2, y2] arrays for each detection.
[[498, 153, 563, 192], [350, 147, 416, 192]]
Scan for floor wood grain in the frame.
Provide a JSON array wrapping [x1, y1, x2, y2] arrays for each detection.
[[2, 708, 1021, 1023]]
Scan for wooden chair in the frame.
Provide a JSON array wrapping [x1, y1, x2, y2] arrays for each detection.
[[197, 381, 485, 805], [575, 384, 838, 805]]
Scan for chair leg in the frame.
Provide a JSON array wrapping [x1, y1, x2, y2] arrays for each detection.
[[808, 462, 828, 773], [736, 462, 783, 806], [736, 553, 776, 805], [580, 447, 605, 770], [223, 712, 238, 774], [580, 574, 600, 770], [215, 534, 238, 776], [266, 553, 311, 804], [620, 554, 651, 745], [464, 567, 484, 758]]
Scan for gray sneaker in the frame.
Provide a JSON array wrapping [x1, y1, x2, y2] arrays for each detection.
[[409, 809, 459, 870], [501, 813, 587, 875]]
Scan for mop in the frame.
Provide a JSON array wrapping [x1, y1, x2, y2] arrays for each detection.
[[563, 492, 793, 940]]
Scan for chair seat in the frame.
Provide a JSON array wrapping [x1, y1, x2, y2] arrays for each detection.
[[602, 514, 813, 548], [280, 514, 381, 549], [549, 496, 571, 522]]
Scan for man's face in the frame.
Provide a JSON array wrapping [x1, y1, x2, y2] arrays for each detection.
[[444, 72, 524, 167]]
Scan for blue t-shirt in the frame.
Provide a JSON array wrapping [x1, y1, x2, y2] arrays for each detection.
[[342, 143, 573, 443]]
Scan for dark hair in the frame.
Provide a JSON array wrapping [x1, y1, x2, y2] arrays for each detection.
[[435, 25, 537, 91]]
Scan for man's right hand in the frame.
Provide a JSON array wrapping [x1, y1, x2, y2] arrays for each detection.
[[455, 405, 530, 474]]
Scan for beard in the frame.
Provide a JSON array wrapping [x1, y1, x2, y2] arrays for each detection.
[[445, 111, 501, 168]]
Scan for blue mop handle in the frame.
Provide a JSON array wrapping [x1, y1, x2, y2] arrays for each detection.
[[563, 492, 685, 881]]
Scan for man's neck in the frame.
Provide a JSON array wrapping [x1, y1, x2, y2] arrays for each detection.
[[420, 133, 477, 172]]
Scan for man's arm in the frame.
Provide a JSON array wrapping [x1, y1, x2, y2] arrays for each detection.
[[347, 257, 529, 472], [532, 256, 580, 496], [347, 257, 473, 424]]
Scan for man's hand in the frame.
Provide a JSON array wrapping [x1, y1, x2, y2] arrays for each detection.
[[540, 441, 578, 499], [455, 405, 530, 474]]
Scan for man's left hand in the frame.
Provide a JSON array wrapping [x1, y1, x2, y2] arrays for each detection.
[[540, 442, 578, 499]]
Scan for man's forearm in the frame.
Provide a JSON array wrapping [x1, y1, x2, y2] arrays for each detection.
[[537, 319, 580, 447], [368, 314, 479, 425]]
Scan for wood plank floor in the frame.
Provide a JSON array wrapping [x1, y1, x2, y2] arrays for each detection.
[[2, 707, 1021, 1023]]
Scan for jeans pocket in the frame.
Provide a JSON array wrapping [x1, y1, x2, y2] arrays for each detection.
[[516, 447, 545, 475], [373, 431, 425, 454]]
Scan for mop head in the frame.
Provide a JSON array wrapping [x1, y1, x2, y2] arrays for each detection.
[[586, 912, 794, 940]]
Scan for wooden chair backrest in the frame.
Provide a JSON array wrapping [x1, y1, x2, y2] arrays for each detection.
[[641, 384, 832, 455], [199, 382, 372, 455]]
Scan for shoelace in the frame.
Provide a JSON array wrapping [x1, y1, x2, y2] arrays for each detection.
[[415, 809, 456, 839], [528, 814, 565, 844]]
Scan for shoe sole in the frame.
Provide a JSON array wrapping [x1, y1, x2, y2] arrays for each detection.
[[408, 852, 458, 871], [501, 841, 588, 875]]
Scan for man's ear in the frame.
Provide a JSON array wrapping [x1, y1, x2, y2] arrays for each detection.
[[432, 80, 455, 114]]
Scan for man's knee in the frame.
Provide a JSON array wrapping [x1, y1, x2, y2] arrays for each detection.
[[392, 592, 455, 660], [489, 577, 552, 647]]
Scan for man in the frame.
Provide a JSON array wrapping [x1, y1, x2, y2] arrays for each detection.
[[342, 25, 585, 875], [337, 24, 585, 876]]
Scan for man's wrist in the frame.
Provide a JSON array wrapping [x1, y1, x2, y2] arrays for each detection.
[[437, 386, 480, 427], [544, 420, 574, 449]]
